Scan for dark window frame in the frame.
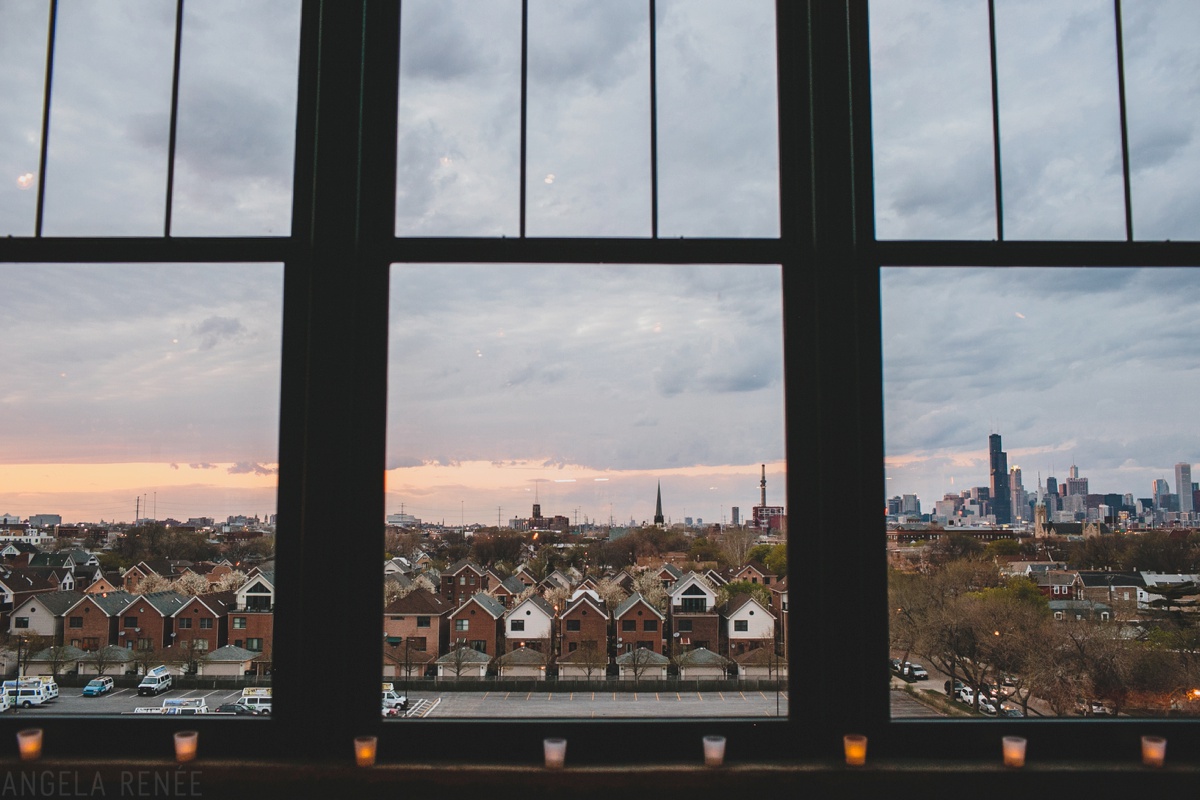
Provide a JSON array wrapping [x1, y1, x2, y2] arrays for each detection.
[[1, 0, 1191, 767]]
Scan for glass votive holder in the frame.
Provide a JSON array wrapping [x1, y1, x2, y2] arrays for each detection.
[[543, 737, 567, 769], [843, 734, 867, 766], [703, 735, 726, 767], [1142, 735, 1166, 767], [16, 729, 42, 762], [354, 735, 377, 767], [1002, 736, 1027, 768], [173, 730, 199, 763]]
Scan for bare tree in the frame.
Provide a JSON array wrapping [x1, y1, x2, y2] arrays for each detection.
[[579, 642, 608, 681], [719, 526, 757, 567], [42, 644, 75, 678], [131, 645, 165, 676], [88, 645, 127, 677]]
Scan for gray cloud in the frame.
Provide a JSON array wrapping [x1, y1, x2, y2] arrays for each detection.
[[194, 316, 247, 351], [226, 463, 276, 477]]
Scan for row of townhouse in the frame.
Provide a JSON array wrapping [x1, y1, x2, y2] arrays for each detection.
[[5, 570, 276, 668], [383, 564, 789, 678]]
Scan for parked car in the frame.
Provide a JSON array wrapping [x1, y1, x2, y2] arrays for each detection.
[[902, 662, 928, 680], [1000, 706, 1025, 718], [945, 679, 965, 696], [958, 689, 997, 714], [889, 658, 902, 674], [82, 677, 114, 697], [214, 703, 259, 715]]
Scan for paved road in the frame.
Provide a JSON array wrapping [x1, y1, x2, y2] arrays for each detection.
[[406, 690, 790, 718]]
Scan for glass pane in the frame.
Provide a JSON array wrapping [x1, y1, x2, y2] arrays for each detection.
[[170, 0, 301, 236], [527, 0, 651, 236], [1122, 0, 1200, 241], [869, 0, 996, 239], [656, 0, 779, 238], [396, 0, 521, 236], [385, 264, 787, 717], [994, 0, 1125, 239], [0, 263, 280, 710], [42, 0, 175, 236], [0, 0, 49, 236], [885, 266, 1200, 719]]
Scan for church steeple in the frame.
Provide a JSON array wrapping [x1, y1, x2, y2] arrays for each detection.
[[654, 482, 664, 526]]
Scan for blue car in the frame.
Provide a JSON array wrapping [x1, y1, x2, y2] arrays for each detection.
[[82, 677, 114, 697]]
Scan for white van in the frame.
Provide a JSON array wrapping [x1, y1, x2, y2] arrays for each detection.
[[35, 675, 59, 699], [3, 681, 47, 708], [381, 683, 407, 709], [239, 687, 271, 714], [137, 666, 173, 696], [162, 697, 208, 715]]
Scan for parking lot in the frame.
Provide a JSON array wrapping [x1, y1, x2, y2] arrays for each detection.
[[7, 687, 788, 719]]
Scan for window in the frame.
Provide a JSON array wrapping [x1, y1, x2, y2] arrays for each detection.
[[69, 617, 83, 628], [178, 618, 192, 629], [199, 618, 213, 629], [246, 639, 263, 653], [124, 617, 137, 628], [14, 618, 28, 630], [455, 620, 469, 632], [643, 620, 658, 632], [566, 620, 581, 632], [510, 620, 525, 632], [194, 639, 209, 652], [621, 620, 636, 632], [681, 598, 707, 613], [734, 620, 749, 633], [137, 639, 152, 652], [416, 616, 430, 628], [233, 617, 247, 630], [676, 620, 692, 633]]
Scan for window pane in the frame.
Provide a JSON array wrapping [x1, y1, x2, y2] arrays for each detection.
[[526, 0, 651, 236], [385, 264, 787, 716], [656, 0, 779, 237], [1122, 0, 1200, 241], [170, 0, 301, 236], [0, 0, 49, 236], [42, 0, 175, 236], [0, 263, 280, 712], [885, 266, 1200, 719], [396, 0, 521, 236], [994, 0, 1125, 239], [869, 0, 995, 239]]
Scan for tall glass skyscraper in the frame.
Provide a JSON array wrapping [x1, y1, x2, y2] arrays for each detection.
[[1176, 463, 1193, 514], [989, 434, 1011, 525]]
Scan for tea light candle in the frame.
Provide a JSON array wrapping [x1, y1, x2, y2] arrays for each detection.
[[843, 734, 867, 766], [543, 737, 567, 769], [173, 730, 198, 764], [354, 735, 377, 767], [1142, 735, 1166, 768], [703, 735, 726, 767], [16, 729, 42, 762], [1002, 736, 1027, 768]]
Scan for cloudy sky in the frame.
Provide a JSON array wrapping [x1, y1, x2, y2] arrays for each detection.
[[874, 1, 1200, 508], [3, 1, 1197, 526], [0, 0, 784, 525]]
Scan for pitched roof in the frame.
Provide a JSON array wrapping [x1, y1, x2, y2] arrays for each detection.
[[80, 645, 135, 664], [70, 590, 136, 615], [383, 588, 453, 615], [615, 648, 670, 666], [613, 592, 664, 620], [434, 646, 491, 665], [495, 575, 527, 594], [458, 592, 506, 619], [204, 645, 259, 662], [16, 589, 84, 614], [675, 647, 732, 667], [719, 593, 774, 618], [173, 591, 237, 617], [0, 567, 62, 593], [658, 563, 684, 581], [495, 646, 548, 667], [123, 590, 190, 616], [510, 593, 555, 618], [444, 559, 485, 577], [1076, 571, 1146, 588], [563, 593, 607, 617], [734, 647, 786, 666]]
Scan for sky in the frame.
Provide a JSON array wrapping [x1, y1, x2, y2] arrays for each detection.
[[1, 2, 1197, 526], [0, 0, 785, 526], [874, 1, 1200, 508]]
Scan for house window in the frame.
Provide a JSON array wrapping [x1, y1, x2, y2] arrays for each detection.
[[510, 620, 525, 632], [246, 639, 263, 653], [14, 618, 28, 629], [178, 618, 192, 629], [199, 618, 213, 629], [455, 620, 468, 632], [410, 637, 426, 651], [416, 616, 430, 628], [82, 637, 99, 652], [677, 620, 692, 633], [137, 639, 152, 651], [69, 616, 83, 628], [124, 617, 137, 628], [233, 617, 247, 629], [643, 620, 658, 632], [469, 641, 486, 653], [734, 620, 749, 632], [566, 620, 581, 632], [194, 639, 209, 652], [621, 620, 636, 632], [681, 598, 707, 613]]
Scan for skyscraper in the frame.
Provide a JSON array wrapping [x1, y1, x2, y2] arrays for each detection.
[[1177, 463, 1193, 514], [989, 434, 1011, 525]]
